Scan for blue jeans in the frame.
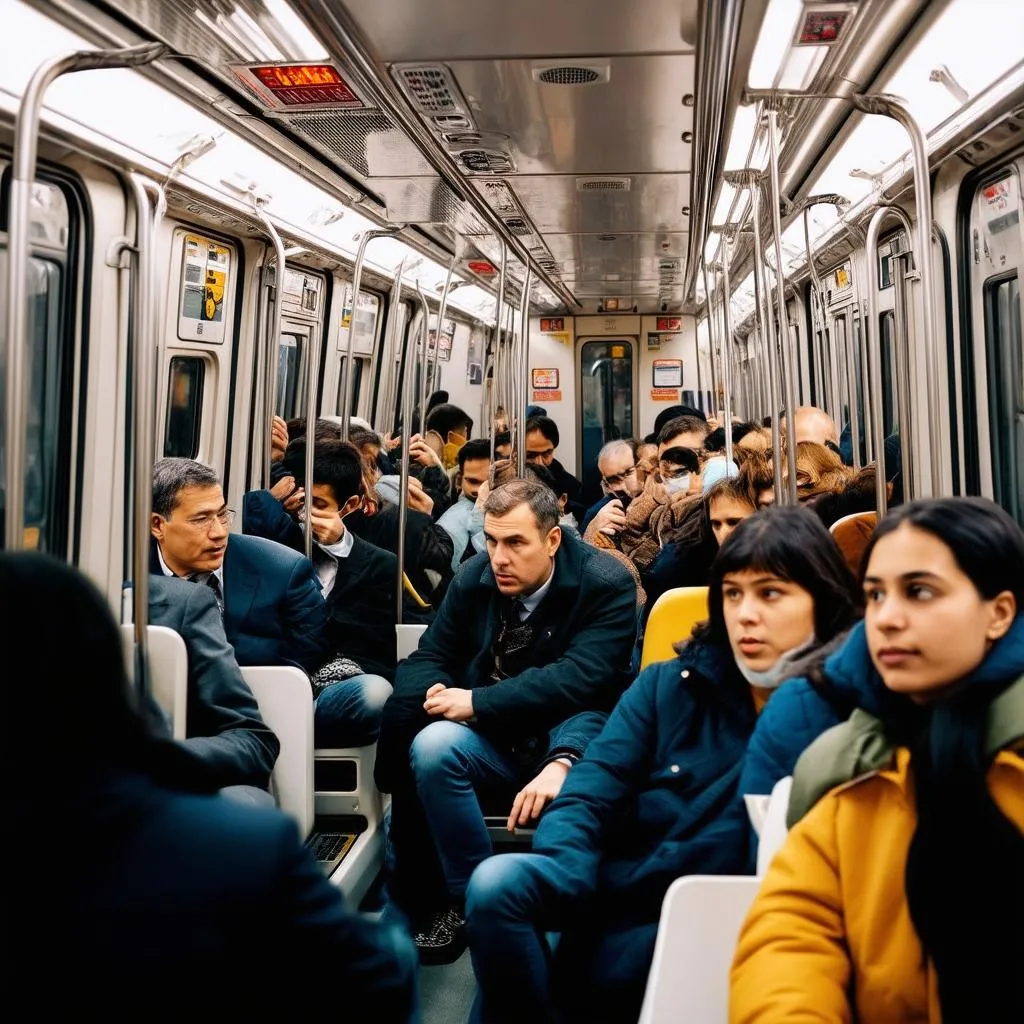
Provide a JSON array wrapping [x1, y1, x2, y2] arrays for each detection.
[[466, 853, 658, 1024], [408, 720, 527, 897], [314, 674, 392, 748]]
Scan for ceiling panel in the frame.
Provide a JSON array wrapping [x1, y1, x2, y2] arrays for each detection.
[[338, 0, 699, 60], [444, 55, 694, 175]]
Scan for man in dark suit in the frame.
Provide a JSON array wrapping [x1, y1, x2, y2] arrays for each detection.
[[376, 478, 637, 963], [243, 436, 431, 748], [150, 458, 327, 677], [148, 574, 279, 802]]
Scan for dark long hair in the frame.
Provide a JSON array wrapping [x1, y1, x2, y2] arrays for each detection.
[[860, 498, 1024, 1022], [1, 552, 216, 798], [695, 505, 861, 652]]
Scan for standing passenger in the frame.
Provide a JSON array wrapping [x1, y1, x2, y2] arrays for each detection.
[[731, 497, 1024, 1024]]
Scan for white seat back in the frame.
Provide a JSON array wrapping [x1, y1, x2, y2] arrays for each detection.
[[240, 666, 314, 839], [757, 775, 793, 876], [638, 875, 760, 1024], [396, 623, 428, 662], [121, 625, 188, 741]]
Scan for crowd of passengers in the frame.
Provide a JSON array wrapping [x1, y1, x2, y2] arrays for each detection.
[[10, 391, 1022, 1022]]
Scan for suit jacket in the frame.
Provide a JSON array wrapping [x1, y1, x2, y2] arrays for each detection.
[[148, 575, 280, 790], [12, 770, 417, 1013], [376, 529, 637, 791], [151, 534, 328, 675], [242, 488, 432, 679]]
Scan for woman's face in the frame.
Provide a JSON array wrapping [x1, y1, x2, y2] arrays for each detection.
[[863, 523, 1016, 702], [723, 569, 816, 672], [709, 496, 755, 546]]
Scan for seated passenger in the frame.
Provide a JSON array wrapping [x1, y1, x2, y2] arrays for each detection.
[[243, 437, 425, 748], [4, 551, 418, 1014], [580, 440, 641, 536], [731, 497, 1024, 1023], [526, 463, 579, 535], [437, 438, 492, 569], [525, 416, 585, 522], [465, 506, 861, 1023], [375, 479, 636, 963], [787, 405, 839, 449], [151, 458, 327, 677]]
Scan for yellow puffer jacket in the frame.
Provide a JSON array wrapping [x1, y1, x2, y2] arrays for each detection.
[[730, 744, 1024, 1023]]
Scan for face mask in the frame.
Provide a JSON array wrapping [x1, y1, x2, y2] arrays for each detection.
[[663, 474, 690, 496], [736, 633, 818, 690], [442, 431, 467, 470]]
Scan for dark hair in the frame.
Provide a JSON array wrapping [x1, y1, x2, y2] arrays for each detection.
[[525, 463, 563, 499], [152, 458, 221, 518], [426, 403, 473, 440], [426, 390, 449, 415], [704, 421, 760, 453], [659, 446, 701, 472], [458, 438, 493, 472], [696, 506, 861, 653], [654, 404, 706, 436], [483, 478, 559, 534], [284, 436, 363, 505], [525, 415, 559, 449], [493, 430, 512, 449], [656, 415, 709, 448], [859, 497, 1024, 1020], [348, 426, 381, 455], [2, 552, 215, 790]]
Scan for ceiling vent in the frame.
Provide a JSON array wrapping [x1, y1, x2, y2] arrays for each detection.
[[532, 62, 610, 86], [457, 149, 516, 174], [393, 63, 472, 118], [479, 180, 521, 214], [432, 113, 474, 132], [503, 217, 532, 236], [576, 176, 631, 192]]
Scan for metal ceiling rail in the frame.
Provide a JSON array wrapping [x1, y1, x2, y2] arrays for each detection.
[[289, 0, 579, 312]]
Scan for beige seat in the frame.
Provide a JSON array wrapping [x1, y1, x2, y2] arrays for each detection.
[[240, 666, 315, 839], [121, 625, 188, 741]]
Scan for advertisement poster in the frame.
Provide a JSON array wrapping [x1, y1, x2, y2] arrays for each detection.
[[531, 367, 559, 390], [429, 318, 457, 362], [652, 358, 683, 388], [178, 233, 230, 343]]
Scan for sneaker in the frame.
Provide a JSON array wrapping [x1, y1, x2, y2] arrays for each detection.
[[414, 906, 467, 966]]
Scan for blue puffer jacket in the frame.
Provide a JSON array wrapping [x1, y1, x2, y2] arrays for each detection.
[[740, 616, 1024, 797], [531, 637, 758, 926]]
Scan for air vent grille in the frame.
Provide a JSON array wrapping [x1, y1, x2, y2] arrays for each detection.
[[503, 217, 531, 236], [479, 180, 520, 214], [458, 149, 515, 174], [533, 62, 610, 86], [576, 176, 631, 192], [393, 64, 470, 117]]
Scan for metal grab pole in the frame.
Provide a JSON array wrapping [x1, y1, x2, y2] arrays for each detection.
[[489, 244, 507, 473], [715, 259, 735, 466], [701, 262, 720, 419], [853, 93, 942, 493], [863, 203, 915, 515], [517, 269, 532, 477], [342, 229, 398, 439], [252, 202, 286, 489], [374, 258, 406, 434], [428, 256, 458, 424], [396, 304, 424, 625], [5, 42, 168, 551], [765, 109, 798, 504], [301, 317, 325, 563], [892, 250, 915, 500], [415, 282, 433, 446], [851, 265, 873, 464]]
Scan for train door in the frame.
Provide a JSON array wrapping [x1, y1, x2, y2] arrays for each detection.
[[577, 337, 636, 503], [968, 157, 1024, 525], [278, 267, 328, 421]]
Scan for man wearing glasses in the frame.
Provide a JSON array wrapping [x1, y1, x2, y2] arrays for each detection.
[[150, 457, 327, 678], [580, 440, 641, 538]]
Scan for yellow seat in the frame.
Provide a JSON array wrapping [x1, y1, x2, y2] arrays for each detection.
[[640, 586, 710, 669]]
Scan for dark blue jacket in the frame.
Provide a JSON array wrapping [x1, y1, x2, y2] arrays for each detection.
[[376, 529, 636, 790], [12, 771, 417, 1012], [531, 638, 758, 926], [740, 616, 1024, 797], [151, 534, 328, 676]]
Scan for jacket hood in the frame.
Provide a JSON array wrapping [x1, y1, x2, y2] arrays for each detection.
[[823, 615, 1024, 714]]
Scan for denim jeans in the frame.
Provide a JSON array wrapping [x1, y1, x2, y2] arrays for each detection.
[[408, 720, 528, 897], [314, 673, 392, 748], [466, 852, 658, 1024]]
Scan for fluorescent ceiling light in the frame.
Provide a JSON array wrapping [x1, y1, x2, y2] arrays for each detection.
[[263, 0, 330, 60], [747, 0, 803, 89]]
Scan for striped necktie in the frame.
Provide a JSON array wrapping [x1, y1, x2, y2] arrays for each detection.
[[189, 571, 224, 615]]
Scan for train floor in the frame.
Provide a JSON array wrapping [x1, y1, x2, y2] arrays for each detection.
[[421, 950, 476, 1024]]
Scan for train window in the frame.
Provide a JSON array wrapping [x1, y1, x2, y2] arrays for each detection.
[[164, 357, 205, 459], [879, 312, 897, 438], [276, 332, 306, 420], [340, 284, 380, 356], [338, 355, 365, 415], [983, 274, 1022, 524], [579, 339, 634, 501]]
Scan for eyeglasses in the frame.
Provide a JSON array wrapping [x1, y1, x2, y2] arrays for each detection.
[[180, 508, 236, 532], [601, 467, 637, 488]]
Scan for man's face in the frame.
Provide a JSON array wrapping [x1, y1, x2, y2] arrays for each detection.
[[460, 457, 491, 502], [525, 429, 556, 468], [151, 483, 230, 576], [484, 502, 561, 596], [658, 430, 705, 458], [599, 449, 640, 498]]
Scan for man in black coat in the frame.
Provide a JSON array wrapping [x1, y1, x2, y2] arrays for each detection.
[[376, 478, 637, 963]]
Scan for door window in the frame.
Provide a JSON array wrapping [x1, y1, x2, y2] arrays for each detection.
[[579, 340, 634, 501]]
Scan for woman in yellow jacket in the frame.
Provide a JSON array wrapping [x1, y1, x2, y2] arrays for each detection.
[[731, 496, 1024, 1024]]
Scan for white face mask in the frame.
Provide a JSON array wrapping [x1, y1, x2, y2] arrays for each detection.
[[663, 474, 691, 496], [736, 634, 818, 690]]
